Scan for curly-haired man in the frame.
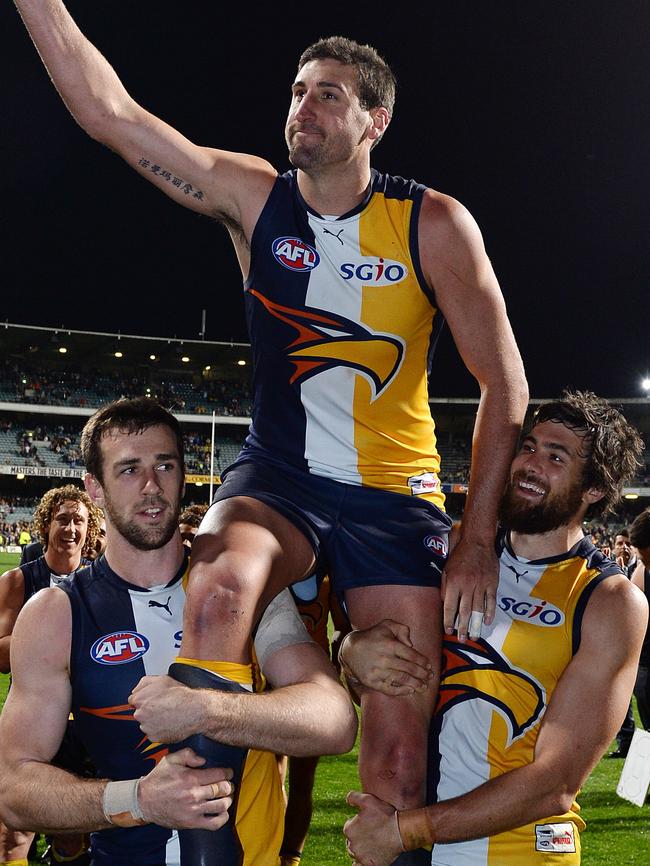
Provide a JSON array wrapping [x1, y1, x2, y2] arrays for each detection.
[[0, 483, 103, 865]]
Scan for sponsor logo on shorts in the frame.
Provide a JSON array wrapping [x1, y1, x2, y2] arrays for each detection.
[[339, 257, 408, 286], [535, 822, 576, 853], [408, 472, 440, 496], [423, 535, 448, 557], [90, 631, 150, 665], [499, 595, 565, 627], [272, 237, 320, 272]]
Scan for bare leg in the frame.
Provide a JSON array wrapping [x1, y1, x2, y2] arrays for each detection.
[[180, 496, 315, 662], [280, 755, 320, 864], [346, 585, 442, 865], [174, 496, 315, 866]]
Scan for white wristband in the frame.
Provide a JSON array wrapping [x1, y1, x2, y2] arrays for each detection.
[[103, 778, 148, 827]]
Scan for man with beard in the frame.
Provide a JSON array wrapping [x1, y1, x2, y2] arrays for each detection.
[[342, 391, 648, 866], [0, 398, 356, 866], [13, 7, 529, 861]]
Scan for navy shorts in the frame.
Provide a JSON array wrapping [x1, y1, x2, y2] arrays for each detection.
[[213, 456, 451, 599]]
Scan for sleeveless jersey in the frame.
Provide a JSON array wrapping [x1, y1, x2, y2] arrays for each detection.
[[60, 554, 303, 866], [21, 554, 89, 602], [428, 532, 620, 865], [242, 169, 445, 505]]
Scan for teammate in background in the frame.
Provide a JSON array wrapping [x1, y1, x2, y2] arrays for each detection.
[[0, 398, 357, 866], [279, 576, 351, 866], [630, 510, 650, 730], [13, 5, 528, 862], [343, 392, 647, 865], [0, 484, 103, 866], [178, 504, 209, 549], [607, 526, 637, 758]]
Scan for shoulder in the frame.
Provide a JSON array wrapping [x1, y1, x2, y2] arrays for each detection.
[[0, 566, 26, 601], [582, 573, 648, 654], [419, 188, 485, 252], [11, 587, 72, 668]]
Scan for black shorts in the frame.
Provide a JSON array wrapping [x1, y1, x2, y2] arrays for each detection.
[[213, 456, 451, 599]]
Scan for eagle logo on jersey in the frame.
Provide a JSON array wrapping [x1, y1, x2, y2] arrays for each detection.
[[249, 289, 404, 400], [437, 636, 545, 745], [80, 704, 168, 765]]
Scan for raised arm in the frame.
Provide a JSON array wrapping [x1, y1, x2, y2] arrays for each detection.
[[131, 590, 358, 756], [0, 567, 25, 673], [0, 588, 232, 833], [13, 0, 276, 234], [420, 192, 529, 640], [344, 576, 648, 864]]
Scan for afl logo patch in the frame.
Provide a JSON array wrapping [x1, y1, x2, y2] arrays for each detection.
[[423, 535, 448, 557], [272, 237, 320, 272], [90, 631, 150, 665]]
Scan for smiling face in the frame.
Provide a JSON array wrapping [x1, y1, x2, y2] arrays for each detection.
[[45, 500, 89, 561], [86, 425, 184, 552], [285, 58, 387, 172], [499, 420, 602, 534]]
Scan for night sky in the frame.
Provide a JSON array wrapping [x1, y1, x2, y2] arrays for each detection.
[[2, 1, 649, 398]]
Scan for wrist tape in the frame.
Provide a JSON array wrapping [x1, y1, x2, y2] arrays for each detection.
[[103, 778, 147, 827]]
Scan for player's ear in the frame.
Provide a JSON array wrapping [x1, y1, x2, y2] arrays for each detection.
[[368, 107, 390, 144], [84, 472, 105, 508], [582, 487, 605, 507]]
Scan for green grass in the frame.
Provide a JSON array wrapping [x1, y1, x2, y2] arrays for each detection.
[[0, 551, 20, 572]]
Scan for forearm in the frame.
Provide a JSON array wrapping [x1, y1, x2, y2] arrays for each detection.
[[1, 760, 110, 833], [189, 682, 357, 756], [14, 0, 136, 141], [399, 760, 574, 848], [461, 375, 528, 541]]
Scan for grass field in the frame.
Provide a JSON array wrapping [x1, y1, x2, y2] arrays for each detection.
[[0, 546, 648, 863]]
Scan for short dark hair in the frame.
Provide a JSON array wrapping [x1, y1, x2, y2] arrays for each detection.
[[80, 398, 185, 482], [630, 509, 650, 550], [33, 484, 103, 558], [298, 36, 396, 118], [529, 390, 644, 519]]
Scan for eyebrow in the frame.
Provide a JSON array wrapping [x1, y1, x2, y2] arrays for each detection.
[[292, 79, 346, 93], [524, 435, 573, 457], [113, 453, 178, 468]]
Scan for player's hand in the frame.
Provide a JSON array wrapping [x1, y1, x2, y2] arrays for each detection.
[[339, 620, 433, 696], [441, 536, 498, 642], [138, 748, 233, 830], [344, 791, 403, 866], [130, 675, 203, 742]]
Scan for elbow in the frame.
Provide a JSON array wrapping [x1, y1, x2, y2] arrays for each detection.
[[323, 700, 358, 756], [540, 781, 579, 820]]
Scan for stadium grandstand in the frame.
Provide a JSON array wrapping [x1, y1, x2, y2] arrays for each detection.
[[1, 321, 649, 549]]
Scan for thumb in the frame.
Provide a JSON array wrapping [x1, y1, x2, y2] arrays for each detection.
[[385, 620, 413, 647], [165, 747, 206, 768], [346, 790, 366, 809]]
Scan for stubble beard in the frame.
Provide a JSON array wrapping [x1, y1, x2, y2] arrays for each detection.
[[498, 472, 585, 535], [104, 493, 181, 552]]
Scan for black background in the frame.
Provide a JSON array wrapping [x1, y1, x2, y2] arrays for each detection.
[[2, 1, 649, 397]]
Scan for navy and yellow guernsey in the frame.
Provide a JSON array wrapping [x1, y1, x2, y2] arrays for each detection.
[[242, 169, 445, 506], [427, 532, 621, 865]]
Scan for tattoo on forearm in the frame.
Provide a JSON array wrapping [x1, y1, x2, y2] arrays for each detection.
[[137, 158, 204, 201]]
